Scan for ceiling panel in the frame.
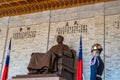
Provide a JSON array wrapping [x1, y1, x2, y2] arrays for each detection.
[[0, 0, 114, 18]]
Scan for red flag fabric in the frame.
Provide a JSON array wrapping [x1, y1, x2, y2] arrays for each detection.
[[76, 35, 83, 80], [1, 39, 11, 80]]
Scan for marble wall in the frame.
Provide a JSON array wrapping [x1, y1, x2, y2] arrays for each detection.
[[0, 0, 120, 80]]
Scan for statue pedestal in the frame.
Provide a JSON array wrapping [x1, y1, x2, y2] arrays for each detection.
[[10, 74, 67, 80]]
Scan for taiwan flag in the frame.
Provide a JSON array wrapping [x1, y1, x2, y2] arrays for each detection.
[[76, 35, 83, 80], [1, 39, 11, 80]]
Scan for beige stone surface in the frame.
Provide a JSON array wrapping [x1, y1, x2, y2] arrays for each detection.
[[10, 77, 60, 80], [6, 23, 49, 78], [10, 77, 67, 80], [0, 27, 8, 66], [0, 0, 120, 80], [0, 17, 9, 28]]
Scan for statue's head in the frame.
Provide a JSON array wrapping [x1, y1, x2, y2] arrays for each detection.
[[57, 35, 64, 44]]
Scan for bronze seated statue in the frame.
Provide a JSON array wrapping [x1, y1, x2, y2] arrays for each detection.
[[27, 35, 76, 80]]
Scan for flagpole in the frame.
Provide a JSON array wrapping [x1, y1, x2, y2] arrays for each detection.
[[80, 33, 86, 80], [0, 17, 10, 77], [47, 10, 51, 51], [103, 2, 106, 80], [82, 74, 85, 80], [81, 34, 86, 80]]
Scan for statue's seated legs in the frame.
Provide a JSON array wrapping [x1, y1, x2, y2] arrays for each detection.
[[56, 50, 76, 80], [27, 49, 76, 80], [28, 66, 49, 74]]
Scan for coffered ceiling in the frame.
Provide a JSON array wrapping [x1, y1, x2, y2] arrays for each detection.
[[0, 0, 113, 18]]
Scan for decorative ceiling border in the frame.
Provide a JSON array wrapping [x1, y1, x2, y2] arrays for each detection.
[[0, 0, 114, 18]]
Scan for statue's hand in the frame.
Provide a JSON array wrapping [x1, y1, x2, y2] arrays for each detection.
[[57, 53, 63, 57]]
